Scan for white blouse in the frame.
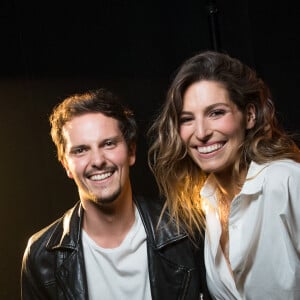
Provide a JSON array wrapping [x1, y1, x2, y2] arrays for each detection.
[[202, 160, 300, 300]]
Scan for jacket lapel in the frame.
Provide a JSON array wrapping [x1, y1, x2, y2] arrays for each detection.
[[55, 249, 89, 299], [46, 202, 89, 299], [135, 196, 193, 299]]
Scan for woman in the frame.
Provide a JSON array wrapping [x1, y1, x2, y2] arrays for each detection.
[[148, 51, 300, 299]]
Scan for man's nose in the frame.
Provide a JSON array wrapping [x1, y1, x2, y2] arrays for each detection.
[[90, 149, 106, 168]]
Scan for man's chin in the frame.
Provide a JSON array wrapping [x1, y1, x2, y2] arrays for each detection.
[[93, 189, 121, 206]]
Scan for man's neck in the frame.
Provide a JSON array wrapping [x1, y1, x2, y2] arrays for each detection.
[[81, 196, 136, 249]]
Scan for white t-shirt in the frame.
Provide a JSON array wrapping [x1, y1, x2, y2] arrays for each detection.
[[202, 160, 300, 300], [82, 206, 152, 300]]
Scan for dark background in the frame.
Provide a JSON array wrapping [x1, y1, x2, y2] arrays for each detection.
[[1, 1, 299, 298]]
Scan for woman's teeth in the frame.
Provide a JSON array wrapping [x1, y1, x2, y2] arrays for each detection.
[[197, 143, 223, 154]]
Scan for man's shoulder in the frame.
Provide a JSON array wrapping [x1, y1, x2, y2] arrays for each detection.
[[134, 195, 188, 246], [23, 203, 80, 260], [134, 195, 167, 226], [24, 215, 63, 261], [134, 195, 164, 213]]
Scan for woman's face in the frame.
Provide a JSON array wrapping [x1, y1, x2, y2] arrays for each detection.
[[179, 80, 255, 177]]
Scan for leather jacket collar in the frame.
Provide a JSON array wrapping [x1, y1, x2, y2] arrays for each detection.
[[45, 196, 187, 251]]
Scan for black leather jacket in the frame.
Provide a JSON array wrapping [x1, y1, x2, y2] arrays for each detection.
[[21, 196, 210, 299]]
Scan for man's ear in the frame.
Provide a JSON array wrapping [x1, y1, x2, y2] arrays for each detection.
[[128, 143, 136, 166], [61, 159, 73, 179], [246, 103, 256, 129]]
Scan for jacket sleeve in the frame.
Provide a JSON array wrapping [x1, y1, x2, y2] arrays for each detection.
[[21, 242, 46, 300]]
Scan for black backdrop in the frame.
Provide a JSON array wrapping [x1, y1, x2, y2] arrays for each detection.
[[1, 1, 299, 298]]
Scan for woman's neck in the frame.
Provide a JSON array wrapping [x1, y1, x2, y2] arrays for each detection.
[[213, 167, 248, 202]]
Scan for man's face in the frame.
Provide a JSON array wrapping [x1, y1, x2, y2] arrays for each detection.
[[62, 113, 136, 206]]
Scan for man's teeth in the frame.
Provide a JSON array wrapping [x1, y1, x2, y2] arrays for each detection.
[[197, 143, 223, 154], [90, 172, 112, 181]]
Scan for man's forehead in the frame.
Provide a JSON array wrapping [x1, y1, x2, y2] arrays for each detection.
[[64, 113, 123, 139]]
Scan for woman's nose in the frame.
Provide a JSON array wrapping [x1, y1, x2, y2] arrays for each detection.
[[194, 119, 212, 141]]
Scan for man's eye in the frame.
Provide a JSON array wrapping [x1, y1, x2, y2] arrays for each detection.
[[72, 147, 86, 154]]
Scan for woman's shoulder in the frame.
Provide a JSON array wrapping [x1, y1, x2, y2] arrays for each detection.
[[265, 159, 300, 175], [248, 159, 300, 179], [260, 159, 300, 190]]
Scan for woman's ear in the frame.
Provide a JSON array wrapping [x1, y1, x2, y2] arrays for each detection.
[[246, 104, 256, 129]]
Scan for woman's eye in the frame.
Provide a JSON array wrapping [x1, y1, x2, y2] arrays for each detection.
[[209, 109, 225, 117], [179, 116, 193, 124], [104, 140, 116, 148]]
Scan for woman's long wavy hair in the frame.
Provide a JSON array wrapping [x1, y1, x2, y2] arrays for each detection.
[[148, 51, 300, 237]]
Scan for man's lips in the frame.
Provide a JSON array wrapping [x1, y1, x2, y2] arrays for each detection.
[[89, 171, 113, 181], [196, 142, 224, 154]]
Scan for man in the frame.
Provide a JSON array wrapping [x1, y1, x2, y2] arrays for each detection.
[[21, 89, 210, 299]]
